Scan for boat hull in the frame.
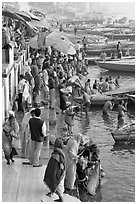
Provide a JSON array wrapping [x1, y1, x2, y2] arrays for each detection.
[[96, 61, 135, 72], [111, 132, 135, 143], [111, 123, 135, 143]]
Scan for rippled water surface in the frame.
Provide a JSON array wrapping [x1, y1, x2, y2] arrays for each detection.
[[69, 66, 135, 202]]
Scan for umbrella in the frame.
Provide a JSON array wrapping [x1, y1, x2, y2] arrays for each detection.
[[26, 11, 40, 21], [33, 10, 45, 18], [38, 31, 76, 55], [26, 22, 38, 33], [29, 35, 39, 49], [15, 10, 31, 21], [29, 19, 50, 29], [2, 9, 26, 22]]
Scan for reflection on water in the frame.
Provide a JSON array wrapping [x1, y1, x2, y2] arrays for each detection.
[[111, 143, 135, 155], [79, 186, 102, 202]]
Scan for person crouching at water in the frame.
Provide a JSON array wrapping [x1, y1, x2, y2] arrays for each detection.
[[64, 133, 82, 192], [43, 138, 66, 202], [64, 102, 80, 135], [117, 100, 127, 127], [102, 99, 115, 116]]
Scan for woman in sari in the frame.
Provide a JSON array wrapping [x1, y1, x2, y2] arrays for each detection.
[[2, 111, 19, 165], [43, 138, 66, 202]]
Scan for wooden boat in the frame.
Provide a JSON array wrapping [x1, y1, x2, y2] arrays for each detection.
[[104, 33, 135, 41], [73, 94, 113, 106], [90, 93, 113, 105], [86, 47, 135, 57], [105, 85, 135, 97], [126, 94, 135, 103], [111, 122, 135, 143], [73, 86, 134, 106], [96, 59, 135, 72], [87, 40, 134, 50], [86, 56, 135, 65]]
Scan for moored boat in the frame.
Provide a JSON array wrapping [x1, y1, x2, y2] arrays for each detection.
[[111, 122, 135, 143], [126, 94, 135, 103], [96, 59, 135, 72]]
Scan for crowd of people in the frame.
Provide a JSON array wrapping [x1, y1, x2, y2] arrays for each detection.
[[2, 16, 130, 202]]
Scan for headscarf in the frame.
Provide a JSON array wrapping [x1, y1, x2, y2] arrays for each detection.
[[52, 138, 66, 170], [54, 138, 63, 149]]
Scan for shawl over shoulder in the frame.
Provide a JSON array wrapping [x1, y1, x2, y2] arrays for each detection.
[[43, 147, 66, 193]]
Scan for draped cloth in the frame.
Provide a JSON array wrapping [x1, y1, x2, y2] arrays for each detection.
[[2, 118, 19, 158], [43, 139, 66, 194], [64, 137, 79, 189]]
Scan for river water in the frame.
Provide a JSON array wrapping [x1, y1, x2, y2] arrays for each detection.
[[54, 65, 135, 202], [74, 66, 135, 202]]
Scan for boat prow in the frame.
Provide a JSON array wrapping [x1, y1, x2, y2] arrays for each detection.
[[96, 59, 135, 72]]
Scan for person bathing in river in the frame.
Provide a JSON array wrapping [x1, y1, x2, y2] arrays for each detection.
[[98, 77, 104, 92], [102, 99, 115, 116], [84, 79, 92, 95], [101, 77, 109, 92], [115, 76, 120, 87], [117, 100, 128, 126], [93, 79, 99, 91], [81, 90, 91, 115], [64, 102, 80, 135], [108, 76, 116, 91]]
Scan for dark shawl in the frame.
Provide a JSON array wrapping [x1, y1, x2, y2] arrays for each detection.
[[43, 138, 66, 193]]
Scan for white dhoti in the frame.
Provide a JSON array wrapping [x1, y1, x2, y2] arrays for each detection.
[[65, 162, 76, 190]]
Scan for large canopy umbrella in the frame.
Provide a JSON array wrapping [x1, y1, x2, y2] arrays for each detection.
[[29, 19, 50, 29], [29, 35, 39, 49], [26, 22, 38, 33], [26, 11, 40, 21], [2, 9, 26, 23], [15, 10, 31, 21], [38, 31, 76, 55]]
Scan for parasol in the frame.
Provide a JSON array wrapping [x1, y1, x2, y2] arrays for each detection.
[[2, 9, 26, 23], [38, 31, 76, 55], [29, 35, 39, 49], [15, 10, 31, 21], [29, 19, 50, 29], [26, 11, 40, 21]]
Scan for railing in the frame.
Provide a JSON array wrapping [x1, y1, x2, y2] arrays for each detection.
[[2, 42, 30, 123]]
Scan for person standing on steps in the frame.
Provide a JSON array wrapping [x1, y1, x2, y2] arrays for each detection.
[[17, 74, 26, 112], [43, 138, 66, 202], [2, 111, 19, 165], [21, 107, 35, 159], [64, 133, 82, 193], [23, 108, 46, 167]]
